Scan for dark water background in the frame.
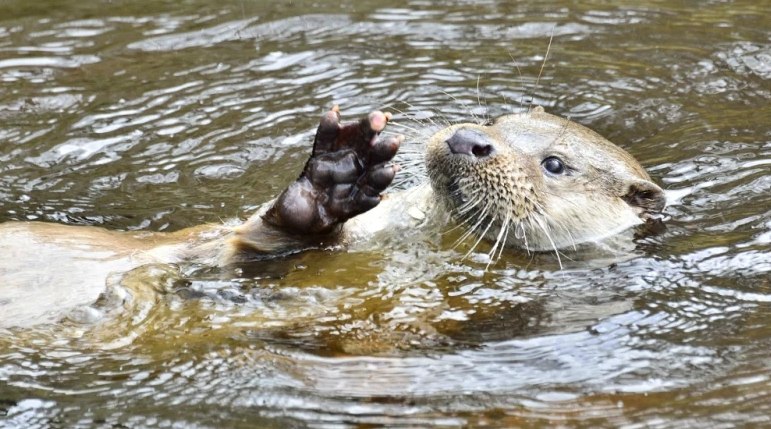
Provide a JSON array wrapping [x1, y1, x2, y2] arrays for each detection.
[[1, 0, 769, 427]]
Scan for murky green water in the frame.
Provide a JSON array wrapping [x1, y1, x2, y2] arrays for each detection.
[[1, 0, 769, 427]]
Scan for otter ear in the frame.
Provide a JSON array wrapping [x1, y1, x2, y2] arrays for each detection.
[[621, 179, 666, 214]]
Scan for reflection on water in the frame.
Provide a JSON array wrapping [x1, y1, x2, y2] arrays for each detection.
[[1, 0, 770, 427]]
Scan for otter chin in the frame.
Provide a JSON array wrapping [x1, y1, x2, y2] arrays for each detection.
[[0, 105, 666, 327], [424, 106, 666, 253]]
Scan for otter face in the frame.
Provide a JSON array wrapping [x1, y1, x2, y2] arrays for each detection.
[[425, 107, 665, 253]]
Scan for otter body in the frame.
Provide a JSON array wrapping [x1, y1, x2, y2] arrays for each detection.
[[0, 107, 664, 327]]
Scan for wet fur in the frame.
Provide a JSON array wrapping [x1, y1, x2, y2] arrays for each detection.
[[423, 107, 665, 265], [0, 107, 664, 328]]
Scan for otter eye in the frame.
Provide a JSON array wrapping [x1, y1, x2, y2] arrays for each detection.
[[542, 156, 565, 175]]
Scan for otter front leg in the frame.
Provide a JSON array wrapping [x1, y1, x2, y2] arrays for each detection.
[[264, 106, 401, 235], [229, 107, 401, 258]]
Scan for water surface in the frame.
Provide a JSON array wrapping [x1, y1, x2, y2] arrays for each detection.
[[1, 0, 770, 427]]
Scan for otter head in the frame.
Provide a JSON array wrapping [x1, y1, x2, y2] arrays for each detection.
[[425, 106, 665, 252]]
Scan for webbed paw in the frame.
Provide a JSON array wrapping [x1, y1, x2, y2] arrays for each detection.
[[264, 106, 401, 235]]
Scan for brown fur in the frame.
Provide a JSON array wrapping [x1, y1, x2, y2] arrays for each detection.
[[425, 107, 665, 253], [0, 107, 664, 327]]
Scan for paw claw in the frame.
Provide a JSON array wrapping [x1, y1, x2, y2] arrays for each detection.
[[321, 109, 341, 127], [368, 110, 388, 133]]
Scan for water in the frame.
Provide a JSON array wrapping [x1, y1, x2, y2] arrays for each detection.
[[1, 0, 769, 427]]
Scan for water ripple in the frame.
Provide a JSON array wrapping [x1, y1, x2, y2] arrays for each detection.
[[0, 1, 770, 427]]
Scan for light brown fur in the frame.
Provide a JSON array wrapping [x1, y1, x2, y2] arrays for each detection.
[[0, 107, 664, 327], [425, 107, 664, 254]]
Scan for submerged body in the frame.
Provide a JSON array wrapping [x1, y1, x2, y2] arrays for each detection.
[[0, 107, 664, 327]]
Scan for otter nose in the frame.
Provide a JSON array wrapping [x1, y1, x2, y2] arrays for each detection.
[[446, 128, 495, 158]]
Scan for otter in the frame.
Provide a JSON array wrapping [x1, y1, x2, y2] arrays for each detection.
[[0, 106, 665, 327]]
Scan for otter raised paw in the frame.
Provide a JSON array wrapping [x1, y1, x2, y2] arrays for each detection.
[[230, 107, 402, 256]]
